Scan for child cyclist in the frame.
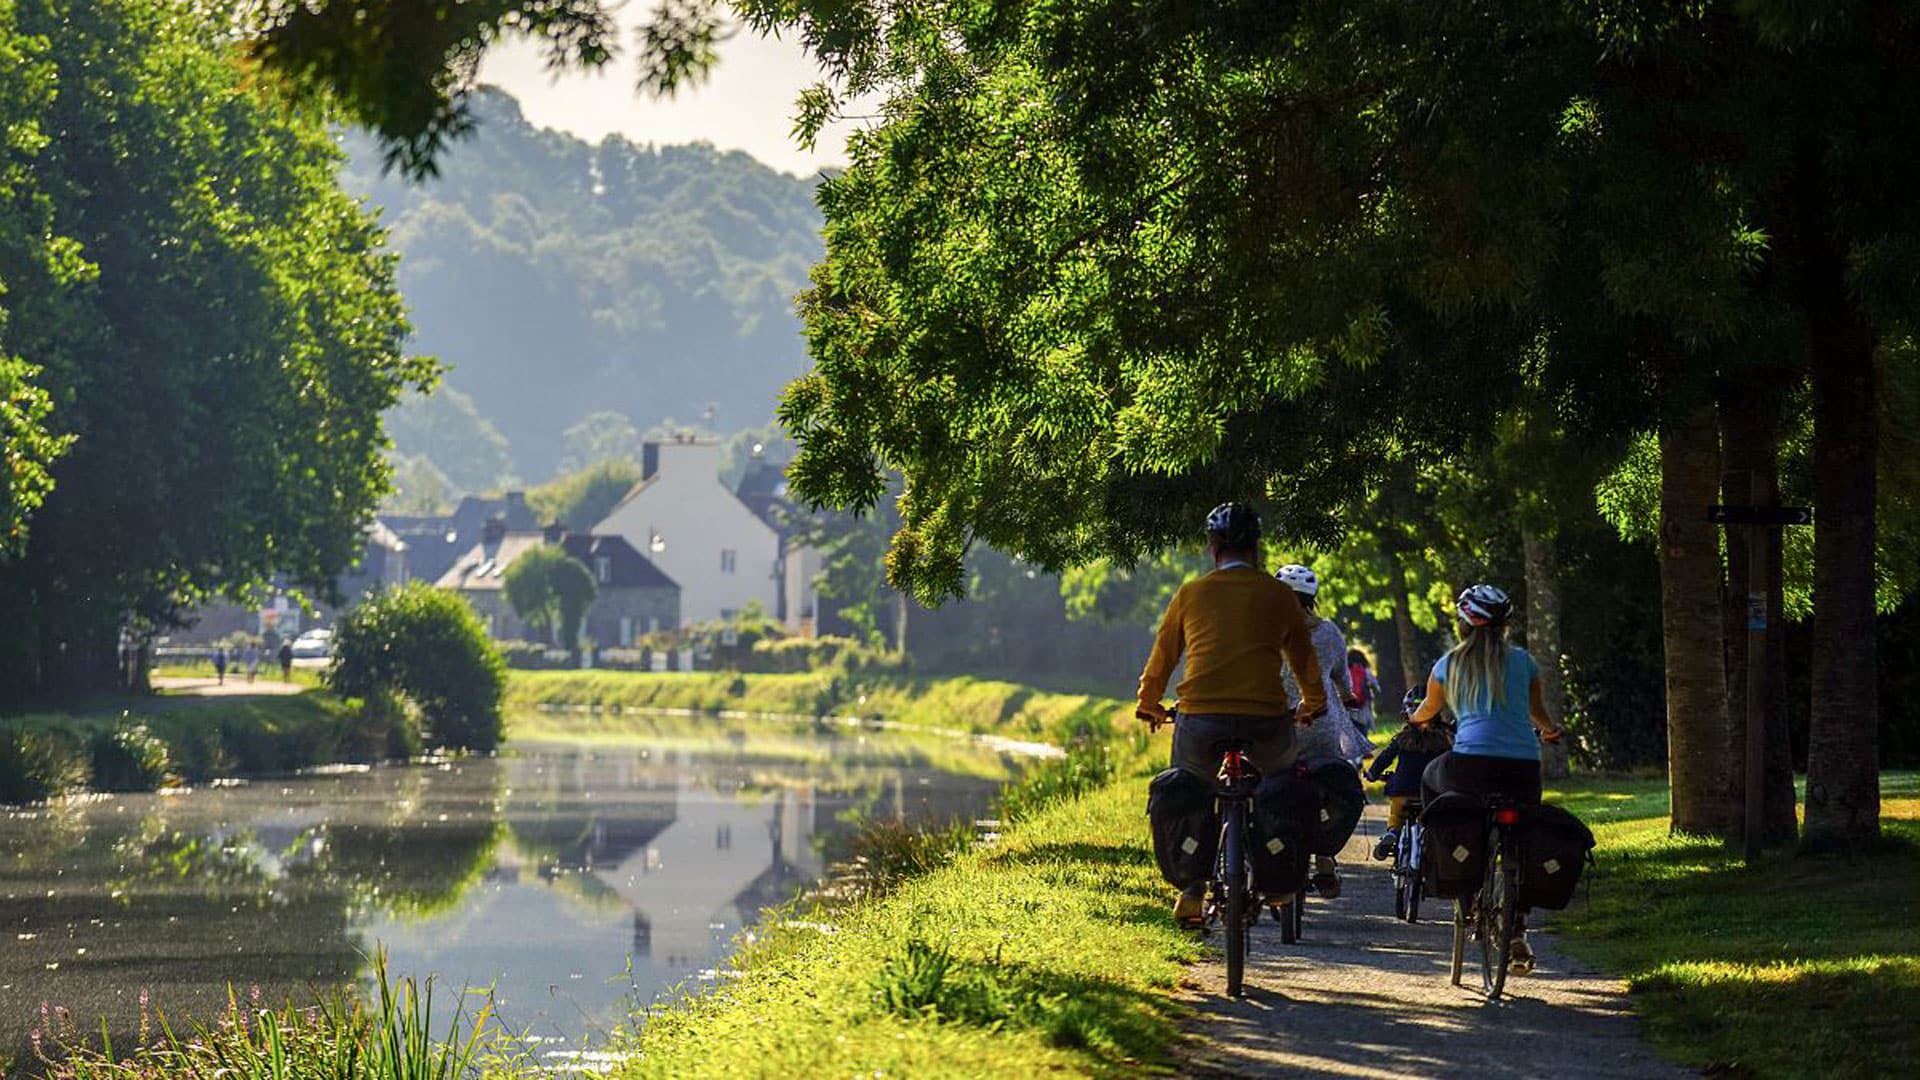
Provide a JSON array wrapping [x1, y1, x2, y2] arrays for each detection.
[[1367, 687, 1454, 860]]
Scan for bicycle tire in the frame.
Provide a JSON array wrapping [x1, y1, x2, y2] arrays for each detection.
[[1406, 875, 1423, 924], [1450, 898, 1468, 986], [1393, 874, 1407, 920], [1479, 836, 1516, 1000], [1224, 800, 1248, 997]]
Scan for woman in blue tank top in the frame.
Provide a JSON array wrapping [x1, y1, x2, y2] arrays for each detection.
[[1406, 584, 1568, 973]]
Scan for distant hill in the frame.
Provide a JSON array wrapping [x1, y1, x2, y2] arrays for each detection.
[[343, 88, 823, 481]]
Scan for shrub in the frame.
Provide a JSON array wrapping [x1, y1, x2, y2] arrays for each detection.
[[0, 727, 85, 804], [87, 721, 171, 792], [330, 583, 507, 752], [749, 635, 905, 675]]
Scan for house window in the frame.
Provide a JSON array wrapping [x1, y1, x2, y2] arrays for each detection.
[[619, 616, 634, 646], [720, 548, 738, 574], [596, 556, 612, 584], [720, 608, 738, 622]]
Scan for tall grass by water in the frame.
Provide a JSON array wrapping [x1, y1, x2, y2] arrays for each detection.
[[33, 951, 526, 1080]]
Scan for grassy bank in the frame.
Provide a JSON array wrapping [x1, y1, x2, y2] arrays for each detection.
[[1549, 772, 1919, 1079], [0, 691, 411, 803]]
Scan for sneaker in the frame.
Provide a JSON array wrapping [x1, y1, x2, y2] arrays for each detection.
[[1372, 829, 1398, 861], [1509, 935, 1536, 975], [1311, 871, 1342, 899], [1173, 892, 1206, 927]]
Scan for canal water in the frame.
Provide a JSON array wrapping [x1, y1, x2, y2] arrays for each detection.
[[0, 716, 1020, 1072]]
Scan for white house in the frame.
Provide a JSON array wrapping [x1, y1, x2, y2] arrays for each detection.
[[594, 435, 781, 625]]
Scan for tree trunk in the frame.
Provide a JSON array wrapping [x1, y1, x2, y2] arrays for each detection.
[[1718, 393, 1799, 846], [1521, 525, 1571, 780], [894, 591, 910, 655], [1385, 542, 1423, 693], [1659, 405, 1732, 836], [1803, 295, 1881, 851]]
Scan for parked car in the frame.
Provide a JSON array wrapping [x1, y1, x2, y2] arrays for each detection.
[[290, 628, 334, 659]]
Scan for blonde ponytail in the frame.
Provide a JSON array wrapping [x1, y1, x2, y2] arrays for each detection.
[[1445, 623, 1510, 712]]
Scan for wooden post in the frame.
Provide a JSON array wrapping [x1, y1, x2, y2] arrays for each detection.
[[1743, 472, 1768, 866]]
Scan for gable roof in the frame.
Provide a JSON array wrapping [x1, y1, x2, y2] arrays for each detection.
[[437, 530, 679, 593], [562, 533, 678, 590]]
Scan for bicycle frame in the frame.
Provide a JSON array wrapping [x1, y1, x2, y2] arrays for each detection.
[[1209, 746, 1260, 997], [1448, 796, 1525, 1000]]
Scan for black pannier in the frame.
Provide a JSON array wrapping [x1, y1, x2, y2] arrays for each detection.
[[1306, 762, 1366, 856], [1419, 791, 1488, 900], [1515, 803, 1596, 910], [1147, 768, 1217, 889], [1250, 771, 1317, 896]]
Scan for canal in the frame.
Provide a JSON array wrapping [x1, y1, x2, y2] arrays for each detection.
[[0, 715, 1023, 1072]]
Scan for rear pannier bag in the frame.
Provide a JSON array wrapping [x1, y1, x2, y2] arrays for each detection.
[[1515, 804, 1596, 911], [1250, 772, 1317, 897], [1419, 792, 1488, 900], [1147, 768, 1217, 889], [1306, 762, 1366, 856]]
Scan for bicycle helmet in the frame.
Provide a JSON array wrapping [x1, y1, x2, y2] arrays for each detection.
[[1457, 584, 1513, 627], [1401, 686, 1426, 714], [1275, 563, 1319, 597], [1204, 502, 1261, 549]]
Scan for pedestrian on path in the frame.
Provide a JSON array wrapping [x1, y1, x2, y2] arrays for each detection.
[[244, 641, 260, 683], [1276, 563, 1368, 899], [278, 640, 294, 681], [1347, 650, 1382, 736], [212, 646, 227, 685]]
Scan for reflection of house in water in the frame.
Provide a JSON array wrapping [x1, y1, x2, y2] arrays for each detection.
[[588, 779, 821, 971]]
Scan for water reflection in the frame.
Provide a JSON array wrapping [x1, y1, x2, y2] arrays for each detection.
[[0, 723, 1012, 1071]]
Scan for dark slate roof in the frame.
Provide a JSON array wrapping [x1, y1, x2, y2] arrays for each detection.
[[563, 533, 678, 590], [733, 459, 794, 535]]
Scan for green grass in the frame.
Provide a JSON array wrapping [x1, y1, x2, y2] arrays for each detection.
[[1, 691, 410, 802], [1551, 771, 1920, 1080], [617, 775, 1199, 1078]]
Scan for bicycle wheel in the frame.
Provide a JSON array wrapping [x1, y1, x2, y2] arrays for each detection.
[[1403, 827, 1424, 924], [1223, 800, 1249, 997], [1393, 872, 1407, 920], [1280, 889, 1298, 944], [1449, 898, 1468, 986], [1478, 840, 1516, 1000]]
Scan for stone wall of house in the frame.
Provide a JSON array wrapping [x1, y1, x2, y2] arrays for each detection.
[[585, 586, 681, 647]]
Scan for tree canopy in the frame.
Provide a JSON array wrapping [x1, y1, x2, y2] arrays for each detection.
[[0, 0, 428, 694]]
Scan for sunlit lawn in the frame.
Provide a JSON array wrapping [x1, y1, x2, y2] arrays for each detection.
[[1550, 771, 1919, 1079]]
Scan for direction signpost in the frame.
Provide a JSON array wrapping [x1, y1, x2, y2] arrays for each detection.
[[1708, 494, 1812, 864]]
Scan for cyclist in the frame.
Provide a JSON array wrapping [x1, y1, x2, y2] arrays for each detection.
[[1367, 687, 1453, 860], [1137, 503, 1329, 925], [1273, 563, 1367, 897], [1407, 584, 1566, 973]]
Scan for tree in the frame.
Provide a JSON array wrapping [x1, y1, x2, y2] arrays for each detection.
[[560, 411, 643, 472], [386, 385, 516, 494], [503, 544, 598, 651], [0, 0, 429, 696], [330, 582, 507, 751], [527, 460, 644, 532]]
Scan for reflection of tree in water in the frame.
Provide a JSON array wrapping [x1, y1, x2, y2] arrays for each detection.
[[0, 765, 512, 1075]]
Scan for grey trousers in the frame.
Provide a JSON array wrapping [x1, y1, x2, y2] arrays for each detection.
[[1169, 714, 1298, 898]]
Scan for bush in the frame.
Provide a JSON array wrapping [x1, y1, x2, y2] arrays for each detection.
[[329, 583, 507, 752], [88, 722, 170, 792], [0, 727, 85, 804], [750, 635, 905, 675]]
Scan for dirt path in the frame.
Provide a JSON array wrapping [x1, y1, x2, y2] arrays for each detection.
[[1178, 806, 1685, 1079], [151, 675, 307, 697]]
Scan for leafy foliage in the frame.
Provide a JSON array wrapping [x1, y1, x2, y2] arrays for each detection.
[[526, 459, 644, 532], [87, 722, 171, 793], [387, 386, 517, 493], [330, 582, 508, 751], [0, 0, 429, 695], [501, 543, 597, 648]]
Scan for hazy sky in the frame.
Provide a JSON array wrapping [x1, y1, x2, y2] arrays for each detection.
[[478, 20, 857, 177]]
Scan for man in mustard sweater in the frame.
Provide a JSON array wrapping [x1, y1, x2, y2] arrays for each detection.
[[1136, 503, 1328, 922]]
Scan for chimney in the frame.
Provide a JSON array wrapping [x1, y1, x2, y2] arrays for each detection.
[[482, 514, 508, 546], [642, 442, 660, 481]]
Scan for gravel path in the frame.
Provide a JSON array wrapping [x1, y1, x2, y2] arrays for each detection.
[[1178, 806, 1688, 1079], [151, 675, 307, 697]]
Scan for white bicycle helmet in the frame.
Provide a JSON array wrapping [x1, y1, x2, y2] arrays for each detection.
[[1457, 584, 1513, 627], [1275, 563, 1319, 597]]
